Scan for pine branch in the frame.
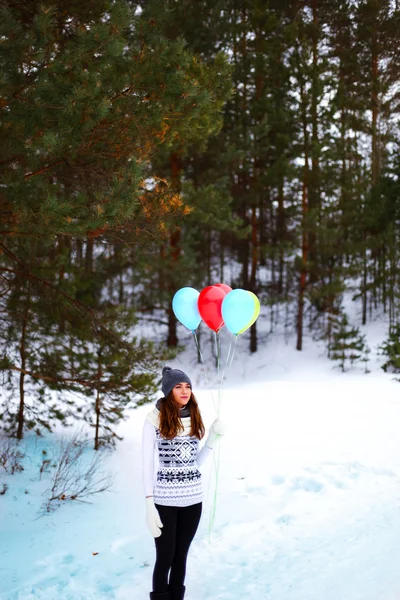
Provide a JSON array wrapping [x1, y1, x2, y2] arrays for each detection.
[[24, 160, 66, 180], [0, 243, 128, 348], [7, 363, 96, 389]]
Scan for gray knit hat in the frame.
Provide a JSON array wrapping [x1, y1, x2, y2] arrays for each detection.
[[161, 366, 192, 398]]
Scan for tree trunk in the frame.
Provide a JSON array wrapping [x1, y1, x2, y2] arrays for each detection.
[[76, 238, 83, 265], [119, 272, 124, 305], [371, 29, 380, 186], [388, 240, 396, 330], [94, 387, 101, 451], [94, 358, 102, 451], [259, 194, 266, 267], [296, 52, 309, 352], [277, 179, 285, 295], [207, 230, 211, 283], [58, 236, 70, 333], [167, 152, 181, 347], [219, 232, 225, 282], [362, 245, 367, 326], [249, 23, 263, 352], [85, 238, 94, 273], [308, 0, 319, 285], [381, 245, 386, 313], [249, 205, 258, 353], [239, 5, 250, 291], [297, 170, 308, 351], [239, 206, 250, 289], [370, 25, 381, 320], [17, 286, 30, 440]]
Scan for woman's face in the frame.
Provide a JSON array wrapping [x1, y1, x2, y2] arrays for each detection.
[[172, 382, 192, 408]]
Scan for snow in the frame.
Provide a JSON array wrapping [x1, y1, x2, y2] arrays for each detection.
[[1, 318, 400, 600]]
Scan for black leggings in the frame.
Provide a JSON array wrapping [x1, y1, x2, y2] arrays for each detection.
[[153, 502, 202, 593]]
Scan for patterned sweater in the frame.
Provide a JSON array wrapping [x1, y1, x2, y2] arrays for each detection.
[[142, 406, 212, 507]]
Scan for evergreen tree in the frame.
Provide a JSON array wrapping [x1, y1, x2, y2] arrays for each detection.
[[2, 0, 400, 371], [54, 307, 163, 450], [0, 238, 170, 443], [145, 1, 300, 351], [328, 314, 367, 372], [351, 1, 400, 324], [129, 0, 234, 347], [380, 324, 400, 374], [0, 277, 71, 438], [0, 0, 233, 438], [0, 0, 230, 238]]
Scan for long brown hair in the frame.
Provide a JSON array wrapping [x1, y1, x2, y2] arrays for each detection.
[[158, 391, 205, 440]]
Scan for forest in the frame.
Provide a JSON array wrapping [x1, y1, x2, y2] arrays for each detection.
[[1, 0, 400, 445]]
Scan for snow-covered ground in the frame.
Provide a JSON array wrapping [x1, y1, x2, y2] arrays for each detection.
[[1, 316, 400, 600]]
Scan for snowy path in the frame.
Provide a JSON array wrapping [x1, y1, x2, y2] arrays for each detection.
[[1, 376, 400, 600]]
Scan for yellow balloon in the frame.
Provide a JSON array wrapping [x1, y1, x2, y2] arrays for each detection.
[[237, 291, 260, 335]]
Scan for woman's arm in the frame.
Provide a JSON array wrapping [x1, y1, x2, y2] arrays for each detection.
[[197, 441, 213, 467], [142, 419, 163, 537], [142, 419, 156, 497]]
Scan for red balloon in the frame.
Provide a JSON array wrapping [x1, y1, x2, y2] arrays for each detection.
[[214, 283, 232, 295], [198, 286, 226, 332]]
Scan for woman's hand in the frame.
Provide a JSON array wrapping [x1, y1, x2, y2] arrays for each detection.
[[206, 418, 226, 449], [145, 497, 163, 537], [211, 418, 226, 436]]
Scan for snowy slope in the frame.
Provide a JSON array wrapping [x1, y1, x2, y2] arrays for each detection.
[[1, 320, 400, 600]]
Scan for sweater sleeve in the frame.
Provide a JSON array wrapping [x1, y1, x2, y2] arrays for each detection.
[[197, 440, 213, 467], [142, 419, 156, 497]]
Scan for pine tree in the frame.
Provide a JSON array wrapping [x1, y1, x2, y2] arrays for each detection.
[[129, 0, 234, 347], [3, 0, 399, 375], [0, 238, 170, 443], [328, 314, 367, 372], [57, 306, 164, 450], [0, 0, 234, 438], [380, 324, 400, 374], [131, 0, 400, 354], [0, 0, 231, 238], [351, 1, 400, 324], [0, 277, 71, 438]]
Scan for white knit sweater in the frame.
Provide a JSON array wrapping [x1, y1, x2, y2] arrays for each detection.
[[142, 407, 212, 507]]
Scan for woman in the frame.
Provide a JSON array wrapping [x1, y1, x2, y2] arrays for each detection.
[[142, 366, 225, 600]]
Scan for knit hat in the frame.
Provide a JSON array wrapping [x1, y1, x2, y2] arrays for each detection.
[[161, 366, 192, 398]]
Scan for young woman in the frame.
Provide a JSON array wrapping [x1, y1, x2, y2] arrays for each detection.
[[142, 366, 225, 600]]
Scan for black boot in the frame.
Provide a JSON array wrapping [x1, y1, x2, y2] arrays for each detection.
[[150, 592, 170, 600], [168, 585, 185, 600]]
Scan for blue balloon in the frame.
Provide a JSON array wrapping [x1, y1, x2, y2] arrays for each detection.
[[172, 287, 201, 331], [222, 289, 256, 335]]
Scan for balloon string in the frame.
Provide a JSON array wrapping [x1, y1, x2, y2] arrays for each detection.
[[207, 332, 239, 541], [229, 334, 238, 369], [219, 334, 235, 389], [208, 331, 223, 539], [192, 329, 220, 539], [214, 331, 222, 415], [193, 329, 237, 540], [208, 435, 221, 541], [224, 337, 233, 377], [193, 331, 217, 411], [193, 330, 207, 375]]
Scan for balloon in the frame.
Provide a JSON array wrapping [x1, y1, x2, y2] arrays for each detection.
[[198, 285, 226, 332], [237, 291, 260, 334], [222, 289, 260, 335], [214, 283, 232, 295], [172, 287, 201, 331]]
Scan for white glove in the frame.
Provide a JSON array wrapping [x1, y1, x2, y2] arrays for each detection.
[[145, 497, 163, 538], [206, 418, 226, 449]]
